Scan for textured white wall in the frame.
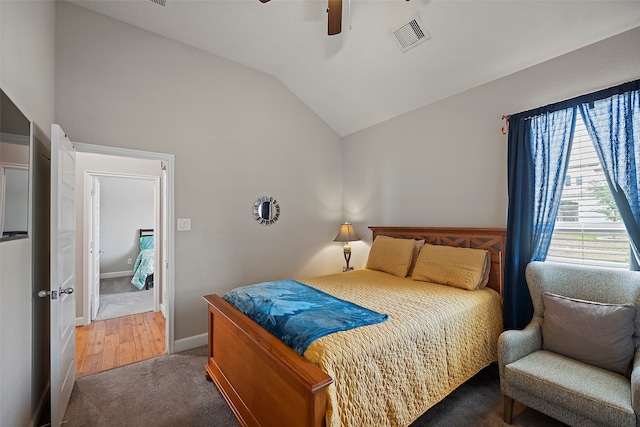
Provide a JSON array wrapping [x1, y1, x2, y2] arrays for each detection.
[[343, 26, 640, 269], [99, 176, 155, 274], [0, 1, 56, 426], [55, 2, 344, 341]]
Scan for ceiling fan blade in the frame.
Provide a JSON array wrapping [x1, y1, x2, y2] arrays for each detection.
[[327, 0, 342, 35]]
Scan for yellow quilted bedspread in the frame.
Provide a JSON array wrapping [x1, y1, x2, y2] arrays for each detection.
[[300, 269, 503, 427]]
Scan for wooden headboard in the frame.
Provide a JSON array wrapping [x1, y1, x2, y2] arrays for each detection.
[[369, 226, 507, 296]]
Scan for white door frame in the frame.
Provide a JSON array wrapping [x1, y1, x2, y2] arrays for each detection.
[[83, 172, 161, 322], [88, 175, 100, 321], [73, 142, 175, 354]]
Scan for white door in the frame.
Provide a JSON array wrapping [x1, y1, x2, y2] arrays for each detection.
[[50, 124, 77, 426], [90, 177, 101, 320]]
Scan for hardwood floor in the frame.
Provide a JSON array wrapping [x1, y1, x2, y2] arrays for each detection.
[[75, 311, 166, 378]]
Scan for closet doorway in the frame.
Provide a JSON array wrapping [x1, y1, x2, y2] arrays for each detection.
[[72, 143, 174, 377]]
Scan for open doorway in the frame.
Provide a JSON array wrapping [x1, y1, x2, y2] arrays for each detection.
[[71, 144, 174, 377]]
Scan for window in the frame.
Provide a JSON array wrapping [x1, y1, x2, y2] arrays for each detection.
[[547, 114, 630, 268]]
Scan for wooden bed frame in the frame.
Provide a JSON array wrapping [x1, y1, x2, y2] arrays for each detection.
[[203, 226, 507, 427]]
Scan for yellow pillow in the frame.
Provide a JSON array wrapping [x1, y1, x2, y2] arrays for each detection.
[[365, 236, 416, 277], [412, 244, 491, 290]]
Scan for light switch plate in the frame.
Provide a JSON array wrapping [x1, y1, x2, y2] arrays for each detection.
[[177, 218, 191, 231]]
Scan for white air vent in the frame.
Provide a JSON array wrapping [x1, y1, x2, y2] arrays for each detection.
[[150, 0, 166, 6], [391, 14, 430, 53]]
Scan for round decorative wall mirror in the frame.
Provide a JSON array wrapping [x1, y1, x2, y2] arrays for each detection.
[[253, 196, 280, 226]]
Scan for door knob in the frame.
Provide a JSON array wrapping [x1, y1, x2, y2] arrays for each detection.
[[37, 290, 51, 298], [38, 289, 58, 299], [38, 288, 73, 298]]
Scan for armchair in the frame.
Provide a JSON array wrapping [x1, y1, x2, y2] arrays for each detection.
[[498, 261, 640, 426]]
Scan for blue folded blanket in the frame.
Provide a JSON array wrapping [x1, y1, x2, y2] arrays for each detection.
[[223, 279, 388, 355]]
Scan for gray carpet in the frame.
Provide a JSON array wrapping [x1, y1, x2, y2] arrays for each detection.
[[100, 276, 140, 294], [95, 291, 154, 321], [63, 346, 566, 427], [63, 346, 239, 427], [95, 276, 153, 321]]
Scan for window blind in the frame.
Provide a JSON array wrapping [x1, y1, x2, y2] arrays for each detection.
[[547, 114, 630, 268]]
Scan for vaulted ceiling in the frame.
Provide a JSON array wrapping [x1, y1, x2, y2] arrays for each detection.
[[68, 0, 640, 136]]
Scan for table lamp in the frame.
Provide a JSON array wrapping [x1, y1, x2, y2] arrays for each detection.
[[334, 222, 360, 271]]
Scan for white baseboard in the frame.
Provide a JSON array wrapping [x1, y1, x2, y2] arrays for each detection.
[[76, 316, 89, 326], [100, 270, 134, 279], [174, 333, 207, 353]]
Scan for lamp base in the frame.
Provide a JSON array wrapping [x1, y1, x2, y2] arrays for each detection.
[[343, 250, 353, 272]]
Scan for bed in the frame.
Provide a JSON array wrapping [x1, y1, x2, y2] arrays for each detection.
[[131, 228, 154, 291], [203, 226, 506, 427]]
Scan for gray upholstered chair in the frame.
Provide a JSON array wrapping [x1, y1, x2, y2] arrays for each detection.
[[498, 261, 640, 427]]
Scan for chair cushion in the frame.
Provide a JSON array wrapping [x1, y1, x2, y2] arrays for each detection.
[[505, 350, 634, 426], [542, 292, 635, 376]]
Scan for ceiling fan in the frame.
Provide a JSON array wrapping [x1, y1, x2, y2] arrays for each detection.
[[259, 0, 344, 36]]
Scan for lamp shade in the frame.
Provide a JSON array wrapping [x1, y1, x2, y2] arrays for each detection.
[[334, 223, 360, 242]]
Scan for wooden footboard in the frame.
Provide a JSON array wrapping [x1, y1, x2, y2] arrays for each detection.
[[203, 294, 333, 427]]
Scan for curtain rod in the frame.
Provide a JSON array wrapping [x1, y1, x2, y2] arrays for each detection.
[[501, 78, 640, 121]]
